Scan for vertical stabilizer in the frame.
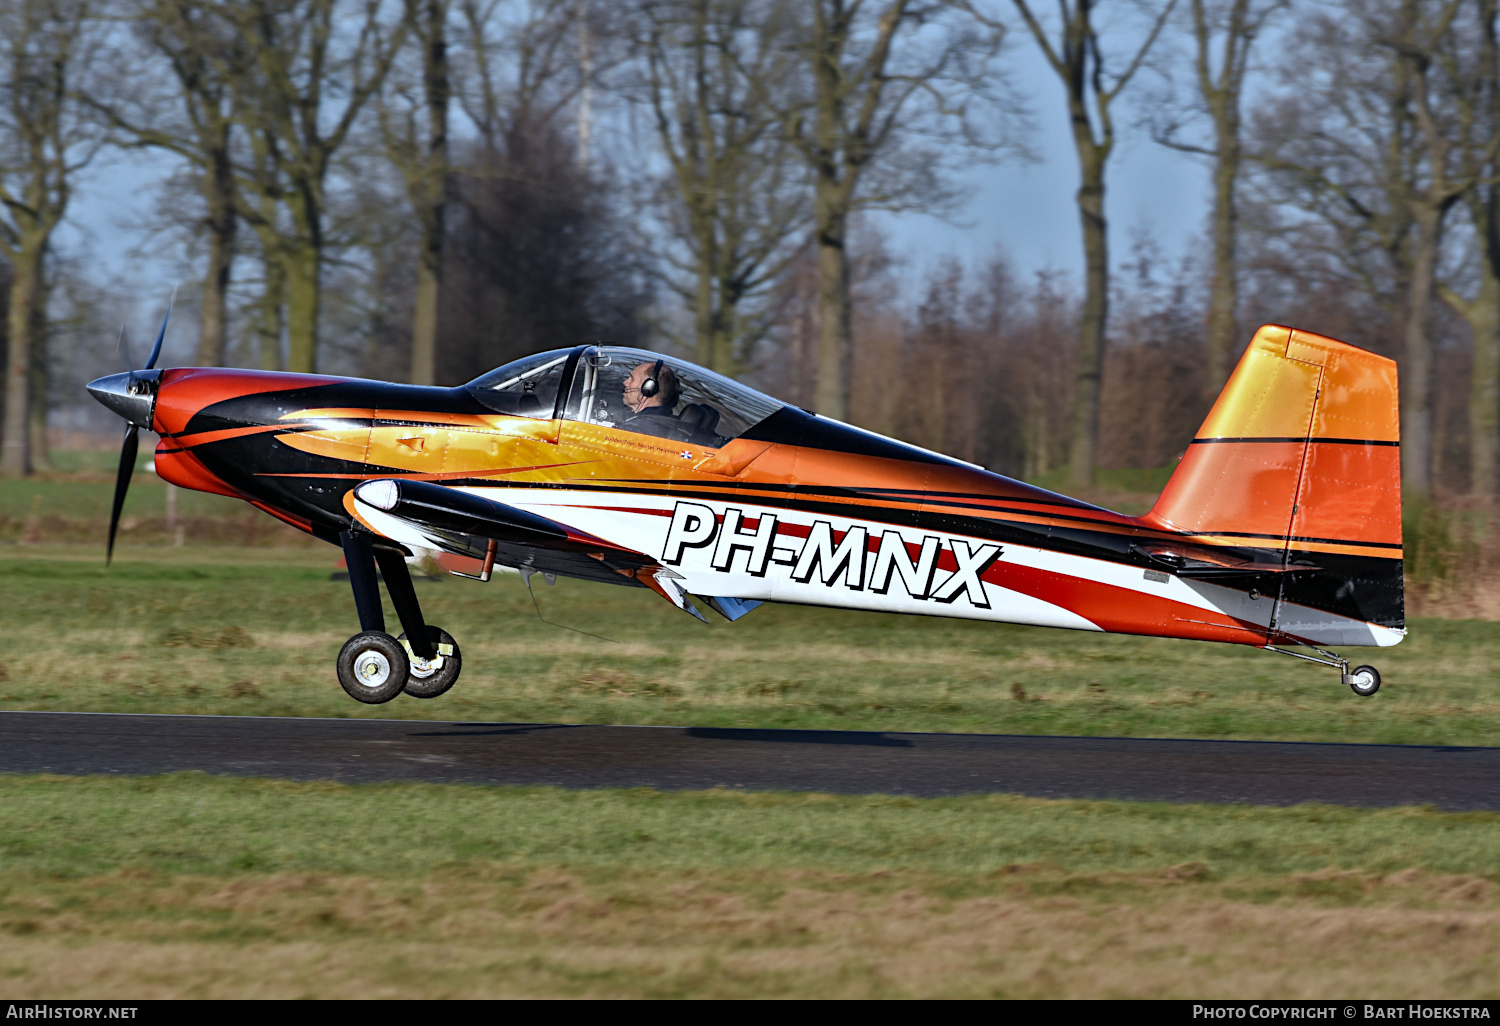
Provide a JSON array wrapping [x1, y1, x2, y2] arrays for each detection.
[[1140, 325, 1403, 644]]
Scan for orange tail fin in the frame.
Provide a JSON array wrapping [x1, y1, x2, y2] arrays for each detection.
[[1140, 324, 1403, 640]]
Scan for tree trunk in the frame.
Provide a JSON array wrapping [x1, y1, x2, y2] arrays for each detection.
[[1469, 185, 1500, 497], [283, 241, 321, 374], [257, 250, 286, 371], [814, 201, 851, 420], [1467, 280, 1500, 497], [694, 227, 716, 371], [1068, 153, 1108, 488], [27, 271, 50, 473], [280, 178, 324, 375], [411, 256, 440, 385], [711, 293, 737, 376], [704, 250, 740, 377], [1402, 204, 1440, 496], [2, 245, 43, 478], [1204, 129, 1239, 396], [809, 0, 853, 423], [197, 147, 237, 367], [408, 0, 449, 386], [1449, 198, 1500, 497]]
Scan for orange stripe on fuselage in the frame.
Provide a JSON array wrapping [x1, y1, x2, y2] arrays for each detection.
[[256, 460, 589, 481], [168, 423, 310, 448], [293, 408, 502, 431], [1166, 534, 1399, 559], [247, 500, 314, 535]]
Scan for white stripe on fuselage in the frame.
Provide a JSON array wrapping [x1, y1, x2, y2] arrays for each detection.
[[465, 489, 1164, 628], [448, 486, 1400, 647]]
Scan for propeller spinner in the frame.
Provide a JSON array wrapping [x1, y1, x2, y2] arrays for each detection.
[[85, 288, 176, 564]]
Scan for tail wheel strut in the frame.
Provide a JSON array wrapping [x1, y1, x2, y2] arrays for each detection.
[[1263, 644, 1382, 697]]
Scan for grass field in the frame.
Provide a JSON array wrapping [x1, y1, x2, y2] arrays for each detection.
[[0, 544, 1495, 745], [0, 476, 314, 549], [0, 773, 1496, 998], [2, 504, 1498, 997]]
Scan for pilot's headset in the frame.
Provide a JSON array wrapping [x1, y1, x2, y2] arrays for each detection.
[[639, 359, 665, 399]]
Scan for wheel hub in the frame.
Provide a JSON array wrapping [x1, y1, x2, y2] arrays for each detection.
[[408, 653, 443, 679], [352, 649, 392, 688], [402, 637, 447, 679]]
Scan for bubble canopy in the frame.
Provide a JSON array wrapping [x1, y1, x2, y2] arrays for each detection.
[[466, 346, 785, 447]]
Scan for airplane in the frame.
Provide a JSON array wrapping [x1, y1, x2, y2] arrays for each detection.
[[87, 316, 1403, 705]]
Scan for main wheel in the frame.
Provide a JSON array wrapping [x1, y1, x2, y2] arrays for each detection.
[[398, 626, 462, 699], [336, 631, 409, 704], [1348, 664, 1381, 697]]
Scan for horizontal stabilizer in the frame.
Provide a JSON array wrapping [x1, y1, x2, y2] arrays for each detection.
[[1132, 542, 1319, 578], [1173, 563, 1313, 579]]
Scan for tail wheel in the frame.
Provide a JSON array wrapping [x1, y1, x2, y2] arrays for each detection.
[[1348, 665, 1381, 697], [336, 631, 409, 704], [399, 626, 462, 699]]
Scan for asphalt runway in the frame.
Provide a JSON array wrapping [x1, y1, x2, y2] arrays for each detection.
[[2, 710, 1497, 810]]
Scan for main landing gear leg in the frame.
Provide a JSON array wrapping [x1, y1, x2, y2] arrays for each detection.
[[343, 531, 384, 634], [373, 547, 463, 700], [373, 548, 434, 660], [1263, 644, 1382, 697], [336, 531, 407, 704]]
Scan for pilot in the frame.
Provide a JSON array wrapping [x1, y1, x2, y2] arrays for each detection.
[[621, 360, 686, 440]]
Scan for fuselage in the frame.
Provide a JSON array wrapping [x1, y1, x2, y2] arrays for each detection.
[[99, 356, 1402, 651]]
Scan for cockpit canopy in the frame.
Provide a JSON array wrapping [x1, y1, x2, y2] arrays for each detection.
[[466, 346, 784, 448]]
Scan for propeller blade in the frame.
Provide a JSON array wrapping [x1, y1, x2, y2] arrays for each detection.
[[107, 426, 140, 565], [143, 283, 178, 371]]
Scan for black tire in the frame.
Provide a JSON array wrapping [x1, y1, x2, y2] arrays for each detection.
[[1348, 664, 1381, 697], [336, 631, 409, 704], [398, 626, 462, 699]]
